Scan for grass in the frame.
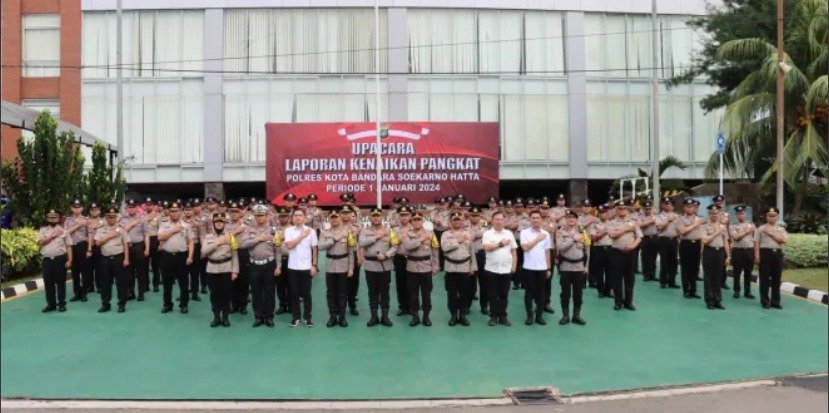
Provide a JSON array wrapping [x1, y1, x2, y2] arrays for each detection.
[[783, 267, 828, 292]]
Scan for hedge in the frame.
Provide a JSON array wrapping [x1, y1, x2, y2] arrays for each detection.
[[783, 233, 829, 268], [0, 228, 41, 282]]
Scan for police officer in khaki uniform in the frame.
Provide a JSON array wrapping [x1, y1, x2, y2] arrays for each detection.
[[306, 193, 324, 233], [636, 201, 659, 282], [702, 204, 730, 310], [588, 205, 613, 298], [182, 201, 204, 302], [431, 198, 450, 271], [403, 212, 440, 327], [144, 198, 163, 292], [392, 205, 413, 316], [557, 210, 588, 325], [729, 205, 756, 299], [94, 205, 131, 313], [755, 208, 788, 309], [64, 199, 88, 302], [38, 209, 73, 312], [677, 198, 704, 299], [654, 197, 680, 289], [342, 201, 363, 316], [239, 204, 282, 328], [225, 201, 250, 314], [358, 207, 398, 327], [319, 208, 356, 327], [202, 212, 239, 327], [441, 211, 477, 326], [157, 201, 194, 314], [119, 199, 150, 301], [85, 202, 104, 294], [607, 200, 643, 311], [274, 207, 292, 314]]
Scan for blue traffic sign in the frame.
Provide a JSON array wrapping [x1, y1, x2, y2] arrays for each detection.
[[716, 132, 725, 154]]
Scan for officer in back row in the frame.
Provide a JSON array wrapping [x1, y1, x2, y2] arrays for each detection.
[[38, 209, 73, 313], [120, 199, 149, 301]]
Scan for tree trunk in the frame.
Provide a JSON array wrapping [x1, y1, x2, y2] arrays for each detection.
[[790, 167, 809, 216]]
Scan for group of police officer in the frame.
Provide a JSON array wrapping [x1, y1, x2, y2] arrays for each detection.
[[37, 191, 789, 328]]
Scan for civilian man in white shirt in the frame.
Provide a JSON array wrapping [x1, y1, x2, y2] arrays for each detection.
[[482, 212, 518, 327], [283, 209, 319, 327], [519, 210, 552, 326]]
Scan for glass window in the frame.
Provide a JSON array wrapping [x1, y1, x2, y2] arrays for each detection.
[[23, 14, 60, 77]]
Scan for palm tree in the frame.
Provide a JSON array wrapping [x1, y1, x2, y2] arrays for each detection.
[[611, 155, 690, 200], [706, 0, 827, 215]]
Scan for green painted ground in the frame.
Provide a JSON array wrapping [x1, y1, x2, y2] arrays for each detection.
[[1, 260, 827, 400]]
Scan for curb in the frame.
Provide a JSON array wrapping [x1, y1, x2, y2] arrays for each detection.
[[780, 281, 828, 305], [0, 273, 70, 302]]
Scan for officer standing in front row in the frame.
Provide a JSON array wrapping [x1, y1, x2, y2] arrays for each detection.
[[157, 202, 194, 314], [403, 212, 440, 327], [441, 211, 477, 326], [701, 205, 729, 310], [318, 208, 355, 327], [607, 200, 642, 311], [94, 205, 131, 313], [556, 210, 588, 325], [38, 209, 73, 313], [240, 204, 281, 328], [358, 207, 398, 327], [755, 208, 788, 310], [201, 212, 239, 327], [729, 205, 756, 299]]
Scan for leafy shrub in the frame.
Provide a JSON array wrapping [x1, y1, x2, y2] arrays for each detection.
[[0, 228, 41, 282], [783, 233, 829, 268], [785, 213, 825, 234]]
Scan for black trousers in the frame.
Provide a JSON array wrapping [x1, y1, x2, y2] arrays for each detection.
[[70, 241, 88, 298], [658, 237, 679, 286], [544, 267, 554, 306], [89, 246, 100, 292], [702, 247, 725, 305], [759, 249, 783, 306], [162, 251, 189, 309], [732, 247, 754, 295], [208, 273, 232, 312], [679, 240, 701, 295], [609, 248, 636, 307], [486, 271, 511, 318], [128, 242, 148, 294], [407, 271, 433, 313], [99, 253, 128, 307], [347, 251, 360, 310], [288, 269, 313, 321], [366, 270, 391, 311], [473, 250, 488, 311], [445, 272, 470, 315], [249, 261, 277, 319], [149, 236, 161, 288], [640, 236, 658, 280], [276, 256, 290, 309], [560, 271, 585, 315], [43, 254, 67, 308], [435, 230, 446, 270], [589, 245, 611, 295], [393, 255, 409, 312], [326, 272, 348, 314], [231, 250, 250, 311], [513, 248, 524, 288], [523, 269, 547, 313], [189, 243, 201, 295]]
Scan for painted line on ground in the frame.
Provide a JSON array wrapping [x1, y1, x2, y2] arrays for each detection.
[[563, 379, 778, 404]]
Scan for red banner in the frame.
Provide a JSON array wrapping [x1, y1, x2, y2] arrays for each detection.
[[266, 122, 499, 206]]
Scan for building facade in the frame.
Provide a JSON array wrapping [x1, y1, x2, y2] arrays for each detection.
[[5, 0, 726, 201]]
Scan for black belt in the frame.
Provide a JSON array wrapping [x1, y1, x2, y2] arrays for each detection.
[[560, 256, 585, 264], [208, 257, 232, 264], [445, 256, 470, 265], [166, 251, 187, 256], [592, 245, 611, 249], [128, 241, 145, 246], [43, 254, 67, 261], [644, 235, 657, 238], [364, 256, 380, 261], [682, 239, 701, 243], [326, 253, 349, 260], [103, 253, 124, 259], [408, 255, 430, 262], [704, 246, 724, 251], [761, 248, 782, 252], [733, 247, 753, 250]]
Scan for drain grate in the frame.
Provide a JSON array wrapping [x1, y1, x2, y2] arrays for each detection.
[[505, 387, 563, 405]]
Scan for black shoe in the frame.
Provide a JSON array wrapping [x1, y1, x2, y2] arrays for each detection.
[[535, 314, 547, 325], [660, 284, 667, 289], [771, 304, 783, 310], [683, 293, 691, 299], [488, 317, 497, 326], [559, 315, 570, 325], [543, 305, 555, 314], [117, 305, 125, 313], [275, 307, 287, 315], [339, 316, 349, 327], [327, 315, 338, 328], [211, 314, 221, 328], [222, 313, 230, 327], [707, 305, 715, 310], [721, 284, 729, 289], [137, 294, 145, 302], [252, 318, 264, 327], [161, 306, 173, 313], [525, 315, 534, 326], [762, 303, 771, 309], [239, 308, 248, 315], [200, 288, 207, 294], [98, 305, 111, 313], [180, 307, 189, 314], [349, 308, 359, 316], [58, 305, 67, 312], [472, 295, 479, 300], [265, 318, 275, 327], [613, 305, 622, 311], [481, 308, 490, 315], [128, 294, 136, 301], [80, 295, 88, 302], [572, 316, 586, 325], [499, 317, 511, 326], [715, 303, 726, 310], [367, 314, 380, 327], [153, 286, 159, 292], [448, 315, 458, 326], [396, 309, 408, 316], [512, 284, 520, 290], [192, 294, 201, 301], [696, 277, 703, 282], [691, 294, 702, 299], [290, 319, 301, 327], [69, 296, 81, 302], [409, 315, 421, 327], [745, 294, 756, 299], [668, 284, 680, 289], [624, 304, 636, 311], [380, 312, 393, 327], [733, 292, 740, 299], [305, 319, 314, 327], [459, 316, 470, 326], [422, 313, 432, 327]]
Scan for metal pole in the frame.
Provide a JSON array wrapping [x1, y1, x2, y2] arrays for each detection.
[[116, 0, 124, 165], [775, 0, 785, 218], [632, 179, 637, 200], [650, 0, 661, 202], [374, 0, 382, 209], [719, 152, 724, 195]]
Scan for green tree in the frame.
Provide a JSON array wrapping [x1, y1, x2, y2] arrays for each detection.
[[1, 111, 87, 227], [86, 142, 125, 207], [708, 0, 827, 214], [611, 156, 690, 199]]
